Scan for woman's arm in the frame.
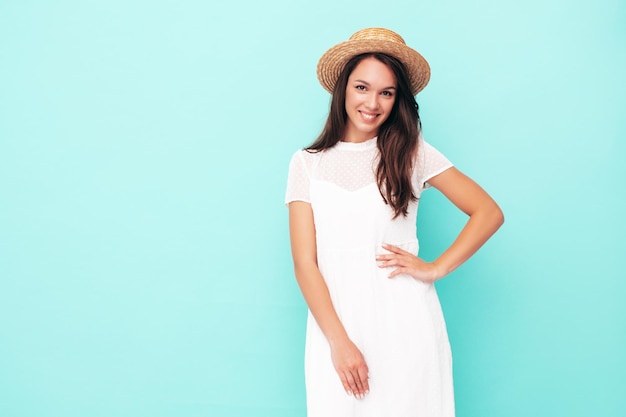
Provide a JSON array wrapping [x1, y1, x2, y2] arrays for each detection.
[[289, 201, 370, 399], [376, 167, 504, 282]]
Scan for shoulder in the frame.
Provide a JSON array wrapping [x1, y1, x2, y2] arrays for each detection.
[[416, 133, 451, 163], [418, 135, 444, 157], [288, 148, 321, 174], [292, 148, 327, 162], [290, 148, 319, 160], [413, 133, 454, 190], [417, 132, 447, 161]]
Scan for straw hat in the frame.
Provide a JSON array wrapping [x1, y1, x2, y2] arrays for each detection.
[[317, 28, 430, 96]]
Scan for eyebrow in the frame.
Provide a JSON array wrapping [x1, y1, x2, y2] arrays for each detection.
[[354, 80, 396, 90]]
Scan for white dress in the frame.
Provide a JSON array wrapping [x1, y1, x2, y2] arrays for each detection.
[[285, 135, 455, 417]]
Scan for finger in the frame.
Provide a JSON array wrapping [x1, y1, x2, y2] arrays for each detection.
[[338, 372, 352, 396], [377, 258, 395, 268], [380, 257, 411, 269], [357, 366, 370, 395], [351, 371, 364, 398], [344, 371, 360, 398], [378, 255, 411, 266], [382, 243, 411, 255], [375, 253, 399, 262], [388, 267, 408, 278]]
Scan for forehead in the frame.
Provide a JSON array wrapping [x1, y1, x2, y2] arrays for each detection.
[[349, 57, 396, 85]]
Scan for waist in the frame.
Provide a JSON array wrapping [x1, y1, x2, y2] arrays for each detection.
[[316, 239, 418, 255]]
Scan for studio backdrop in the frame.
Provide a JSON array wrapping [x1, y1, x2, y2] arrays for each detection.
[[1, 0, 624, 416]]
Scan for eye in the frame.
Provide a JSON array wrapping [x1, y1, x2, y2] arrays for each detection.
[[381, 90, 394, 97], [355, 85, 366, 91]]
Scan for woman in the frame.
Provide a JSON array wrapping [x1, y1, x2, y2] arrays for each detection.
[[285, 28, 504, 417]]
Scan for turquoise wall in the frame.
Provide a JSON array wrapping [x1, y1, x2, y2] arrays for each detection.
[[1, 0, 624, 416]]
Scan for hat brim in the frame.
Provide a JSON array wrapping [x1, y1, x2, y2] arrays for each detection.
[[317, 39, 431, 96]]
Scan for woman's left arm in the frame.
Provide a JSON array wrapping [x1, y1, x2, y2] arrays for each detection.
[[377, 167, 504, 282]]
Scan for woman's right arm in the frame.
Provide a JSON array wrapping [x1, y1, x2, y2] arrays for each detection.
[[289, 201, 370, 399]]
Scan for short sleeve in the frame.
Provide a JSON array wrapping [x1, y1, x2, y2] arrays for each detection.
[[285, 150, 311, 205], [415, 135, 453, 192]]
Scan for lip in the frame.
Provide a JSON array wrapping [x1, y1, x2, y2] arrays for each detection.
[[359, 110, 379, 122]]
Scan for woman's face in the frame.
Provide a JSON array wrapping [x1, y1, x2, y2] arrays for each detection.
[[343, 57, 397, 143]]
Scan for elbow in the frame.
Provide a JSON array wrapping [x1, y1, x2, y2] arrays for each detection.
[[472, 198, 504, 231], [490, 201, 505, 230]]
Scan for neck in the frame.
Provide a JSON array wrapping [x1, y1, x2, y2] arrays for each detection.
[[342, 131, 378, 143]]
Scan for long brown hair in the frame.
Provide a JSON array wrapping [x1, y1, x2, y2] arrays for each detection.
[[307, 52, 421, 218]]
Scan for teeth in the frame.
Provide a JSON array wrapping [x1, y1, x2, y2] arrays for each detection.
[[361, 112, 377, 120]]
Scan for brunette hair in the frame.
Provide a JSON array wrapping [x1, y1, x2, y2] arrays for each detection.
[[307, 53, 421, 218]]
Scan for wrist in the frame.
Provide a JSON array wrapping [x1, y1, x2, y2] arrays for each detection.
[[431, 260, 448, 281], [327, 331, 350, 348]]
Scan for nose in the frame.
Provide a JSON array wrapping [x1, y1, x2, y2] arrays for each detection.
[[365, 92, 379, 110]]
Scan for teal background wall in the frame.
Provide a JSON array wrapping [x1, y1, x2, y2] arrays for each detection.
[[1, 0, 624, 416]]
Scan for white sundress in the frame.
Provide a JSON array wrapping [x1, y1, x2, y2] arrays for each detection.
[[285, 135, 455, 417]]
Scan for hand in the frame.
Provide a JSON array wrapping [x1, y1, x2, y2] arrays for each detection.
[[376, 243, 445, 283], [329, 337, 369, 399]]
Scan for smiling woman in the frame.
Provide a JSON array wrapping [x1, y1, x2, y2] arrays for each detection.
[[343, 57, 396, 142], [285, 28, 504, 417]]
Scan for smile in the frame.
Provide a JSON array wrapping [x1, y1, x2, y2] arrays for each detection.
[[359, 111, 379, 121]]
